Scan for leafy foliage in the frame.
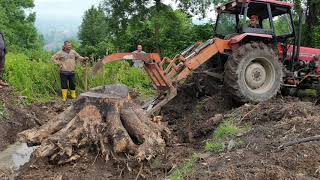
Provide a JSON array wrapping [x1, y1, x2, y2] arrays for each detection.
[[0, 0, 44, 51], [78, 6, 114, 58], [4, 53, 155, 102], [78, 1, 213, 59]]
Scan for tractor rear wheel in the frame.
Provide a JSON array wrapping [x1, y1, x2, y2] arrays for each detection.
[[224, 42, 283, 102]]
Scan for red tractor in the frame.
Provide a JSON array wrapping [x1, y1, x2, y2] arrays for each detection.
[[94, 0, 320, 115]]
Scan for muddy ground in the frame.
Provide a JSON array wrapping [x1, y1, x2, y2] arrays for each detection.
[[0, 87, 57, 152], [0, 82, 320, 179]]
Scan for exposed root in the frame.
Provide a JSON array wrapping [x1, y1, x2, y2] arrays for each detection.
[[18, 84, 170, 164]]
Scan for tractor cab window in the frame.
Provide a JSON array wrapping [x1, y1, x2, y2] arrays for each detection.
[[273, 13, 293, 37], [262, 19, 271, 29], [241, 2, 274, 34], [215, 12, 237, 37]]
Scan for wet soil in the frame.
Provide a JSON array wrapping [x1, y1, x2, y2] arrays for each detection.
[[0, 87, 48, 152], [1, 81, 320, 179], [0, 87, 67, 179]]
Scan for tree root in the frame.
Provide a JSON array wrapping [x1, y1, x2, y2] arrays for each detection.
[[278, 135, 320, 150], [18, 84, 170, 164]]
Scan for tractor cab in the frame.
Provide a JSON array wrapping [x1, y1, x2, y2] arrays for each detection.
[[215, 0, 295, 43]]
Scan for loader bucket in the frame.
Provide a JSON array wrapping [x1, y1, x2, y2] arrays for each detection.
[[93, 38, 230, 115]]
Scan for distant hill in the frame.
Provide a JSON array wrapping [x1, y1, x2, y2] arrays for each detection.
[[36, 17, 80, 51]]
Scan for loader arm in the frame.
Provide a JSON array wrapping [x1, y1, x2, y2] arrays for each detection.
[[93, 38, 231, 116]]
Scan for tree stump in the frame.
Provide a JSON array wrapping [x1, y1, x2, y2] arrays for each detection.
[[18, 84, 170, 164]]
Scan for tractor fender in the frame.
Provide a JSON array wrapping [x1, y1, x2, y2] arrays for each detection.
[[229, 33, 273, 44]]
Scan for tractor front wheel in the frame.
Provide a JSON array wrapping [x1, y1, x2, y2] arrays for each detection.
[[224, 42, 283, 102]]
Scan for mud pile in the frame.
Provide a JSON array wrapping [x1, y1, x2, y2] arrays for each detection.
[[161, 81, 234, 143]]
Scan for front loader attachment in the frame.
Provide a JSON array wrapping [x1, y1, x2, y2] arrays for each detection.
[[93, 38, 230, 116]]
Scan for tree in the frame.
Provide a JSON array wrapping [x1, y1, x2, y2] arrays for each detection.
[[305, 0, 320, 47], [96, 0, 212, 57], [78, 5, 113, 58], [178, 0, 225, 18], [0, 0, 43, 50], [79, 6, 108, 47]]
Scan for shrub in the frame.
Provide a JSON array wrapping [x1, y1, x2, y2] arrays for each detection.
[[4, 53, 155, 102]]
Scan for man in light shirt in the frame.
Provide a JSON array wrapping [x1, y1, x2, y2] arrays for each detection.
[[51, 41, 88, 101], [132, 44, 146, 68]]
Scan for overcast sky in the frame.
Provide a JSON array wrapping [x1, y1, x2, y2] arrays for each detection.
[[33, 0, 214, 35], [34, 0, 101, 20], [34, 0, 214, 21]]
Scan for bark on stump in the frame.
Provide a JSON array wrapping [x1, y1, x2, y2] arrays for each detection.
[[18, 84, 170, 164]]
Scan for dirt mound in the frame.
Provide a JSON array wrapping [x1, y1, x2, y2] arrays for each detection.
[[187, 97, 320, 179], [161, 79, 235, 143]]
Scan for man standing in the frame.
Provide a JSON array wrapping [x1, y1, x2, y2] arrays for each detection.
[[132, 44, 146, 68], [52, 41, 88, 101], [0, 32, 9, 87]]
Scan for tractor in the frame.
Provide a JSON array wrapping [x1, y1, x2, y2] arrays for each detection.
[[94, 0, 320, 116]]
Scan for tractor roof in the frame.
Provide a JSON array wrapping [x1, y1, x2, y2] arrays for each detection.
[[246, 0, 293, 7], [217, 0, 294, 19]]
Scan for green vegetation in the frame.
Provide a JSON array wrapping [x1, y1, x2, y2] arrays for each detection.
[[213, 120, 252, 139], [0, 0, 44, 51], [171, 154, 200, 180], [213, 120, 241, 139], [4, 53, 155, 102], [78, 2, 213, 59], [170, 120, 251, 179], [78, 6, 112, 59], [205, 141, 226, 153], [0, 100, 8, 121], [205, 119, 251, 153], [5, 53, 58, 102]]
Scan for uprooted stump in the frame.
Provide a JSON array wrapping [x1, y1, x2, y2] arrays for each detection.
[[18, 84, 170, 164]]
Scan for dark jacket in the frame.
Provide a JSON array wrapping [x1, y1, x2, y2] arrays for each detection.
[[0, 33, 6, 54]]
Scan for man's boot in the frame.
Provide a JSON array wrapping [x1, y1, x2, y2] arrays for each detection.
[[0, 79, 8, 86], [70, 90, 77, 99], [62, 89, 68, 101]]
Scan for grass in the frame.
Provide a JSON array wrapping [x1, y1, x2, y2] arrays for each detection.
[[213, 120, 241, 139], [170, 120, 252, 179], [0, 101, 8, 121], [4, 53, 156, 103], [204, 119, 252, 153], [171, 154, 200, 180], [205, 141, 225, 153], [213, 119, 252, 139]]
